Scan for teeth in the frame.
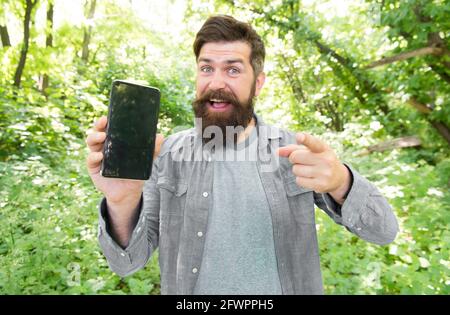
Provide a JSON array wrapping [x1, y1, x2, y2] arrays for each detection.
[[210, 99, 225, 102]]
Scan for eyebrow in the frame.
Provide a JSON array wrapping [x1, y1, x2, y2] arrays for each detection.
[[198, 57, 245, 65]]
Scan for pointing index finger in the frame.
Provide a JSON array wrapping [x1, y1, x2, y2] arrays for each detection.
[[296, 132, 327, 153]]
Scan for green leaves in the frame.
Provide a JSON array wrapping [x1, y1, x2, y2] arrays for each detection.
[[317, 146, 450, 294], [0, 155, 161, 295], [126, 278, 155, 295], [0, 0, 448, 295]]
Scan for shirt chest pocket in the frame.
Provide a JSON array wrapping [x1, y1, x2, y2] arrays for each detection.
[[283, 175, 316, 225], [157, 176, 188, 216]]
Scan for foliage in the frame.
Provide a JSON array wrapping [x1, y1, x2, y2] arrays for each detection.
[[317, 133, 450, 294], [0, 152, 161, 294], [0, 0, 448, 295]]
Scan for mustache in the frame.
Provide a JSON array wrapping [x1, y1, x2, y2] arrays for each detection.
[[194, 89, 241, 107]]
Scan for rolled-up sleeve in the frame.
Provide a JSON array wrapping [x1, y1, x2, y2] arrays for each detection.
[[97, 160, 161, 277], [314, 163, 399, 245]]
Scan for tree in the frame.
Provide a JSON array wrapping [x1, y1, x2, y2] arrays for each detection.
[[0, 0, 12, 47], [366, 0, 450, 145], [38, 0, 53, 94], [81, 0, 96, 62], [0, 24, 11, 47], [13, 0, 39, 88]]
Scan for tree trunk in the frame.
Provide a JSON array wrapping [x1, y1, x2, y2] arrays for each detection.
[[13, 0, 38, 88], [45, 2, 53, 47], [0, 24, 11, 47], [81, 0, 96, 62], [38, 2, 53, 94]]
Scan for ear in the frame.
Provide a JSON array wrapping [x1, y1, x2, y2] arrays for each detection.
[[254, 71, 266, 97]]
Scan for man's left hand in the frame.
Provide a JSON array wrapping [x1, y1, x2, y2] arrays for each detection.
[[277, 132, 351, 205]]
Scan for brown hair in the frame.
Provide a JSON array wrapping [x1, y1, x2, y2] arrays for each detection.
[[193, 15, 265, 76]]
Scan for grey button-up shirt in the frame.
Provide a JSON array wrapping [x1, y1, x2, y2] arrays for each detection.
[[97, 114, 399, 295]]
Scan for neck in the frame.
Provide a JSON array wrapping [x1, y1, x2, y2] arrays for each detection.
[[236, 117, 256, 144]]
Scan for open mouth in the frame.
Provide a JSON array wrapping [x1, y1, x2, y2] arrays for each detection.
[[207, 98, 232, 112]]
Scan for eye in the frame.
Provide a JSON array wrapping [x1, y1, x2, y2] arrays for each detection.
[[200, 66, 213, 73], [228, 67, 240, 75]]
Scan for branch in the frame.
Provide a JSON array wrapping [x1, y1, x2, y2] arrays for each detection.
[[407, 97, 432, 114], [383, 22, 450, 84], [366, 46, 445, 69], [357, 136, 422, 156]]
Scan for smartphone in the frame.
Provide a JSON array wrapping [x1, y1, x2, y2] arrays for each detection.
[[101, 80, 160, 180]]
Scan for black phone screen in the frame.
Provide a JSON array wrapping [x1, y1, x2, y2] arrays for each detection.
[[101, 80, 160, 180]]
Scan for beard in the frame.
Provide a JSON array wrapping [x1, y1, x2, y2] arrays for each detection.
[[192, 82, 256, 146]]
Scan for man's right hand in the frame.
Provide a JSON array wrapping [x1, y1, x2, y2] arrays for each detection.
[[85, 116, 164, 210]]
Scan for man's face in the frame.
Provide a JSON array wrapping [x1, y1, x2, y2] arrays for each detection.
[[193, 41, 265, 140]]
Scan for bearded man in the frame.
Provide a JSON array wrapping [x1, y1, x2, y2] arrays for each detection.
[[86, 15, 398, 295]]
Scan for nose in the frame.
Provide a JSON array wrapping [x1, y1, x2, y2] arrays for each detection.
[[208, 71, 226, 90]]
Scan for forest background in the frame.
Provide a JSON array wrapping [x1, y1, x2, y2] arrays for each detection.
[[0, 0, 449, 294]]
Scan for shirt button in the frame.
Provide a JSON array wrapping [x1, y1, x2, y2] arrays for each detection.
[[192, 268, 198, 274], [120, 252, 126, 257], [356, 227, 362, 231], [202, 192, 209, 198], [197, 231, 203, 237]]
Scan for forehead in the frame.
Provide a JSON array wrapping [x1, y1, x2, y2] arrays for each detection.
[[198, 41, 251, 64]]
